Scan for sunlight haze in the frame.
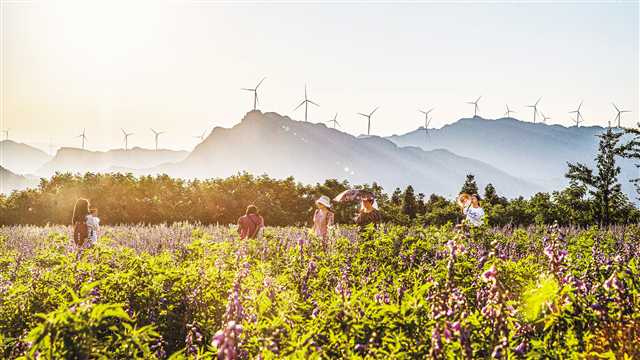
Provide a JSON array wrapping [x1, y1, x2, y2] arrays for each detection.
[[2, 0, 638, 152]]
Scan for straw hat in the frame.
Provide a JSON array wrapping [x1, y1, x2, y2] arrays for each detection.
[[316, 195, 332, 209]]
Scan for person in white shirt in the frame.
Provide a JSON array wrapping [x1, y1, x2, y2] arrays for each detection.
[[457, 193, 485, 227], [86, 207, 100, 246]]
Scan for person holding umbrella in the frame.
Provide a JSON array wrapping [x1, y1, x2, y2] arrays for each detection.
[[334, 189, 382, 230], [354, 193, 382, 230], [312, 195, 334, 244]]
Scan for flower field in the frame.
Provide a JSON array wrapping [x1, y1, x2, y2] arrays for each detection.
[[0, 224, 638, 359]]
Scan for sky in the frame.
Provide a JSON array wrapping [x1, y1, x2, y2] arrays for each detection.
[[2, 0, 639, 152]]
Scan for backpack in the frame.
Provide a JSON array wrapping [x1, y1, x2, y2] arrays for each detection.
[[73, 221, 89, 247], [247, 214, 263, 239]]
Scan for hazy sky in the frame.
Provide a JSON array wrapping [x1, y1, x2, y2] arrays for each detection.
[[2, 0, 638, 152]]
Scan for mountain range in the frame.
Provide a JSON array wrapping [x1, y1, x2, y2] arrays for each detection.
[[0, 166, 38, 193], [36, 147, 190, 177], [0, 140, 52, 174], [1, 112, 637, 200], [387, 117, 638, 197], [155, 111, 538, 198]]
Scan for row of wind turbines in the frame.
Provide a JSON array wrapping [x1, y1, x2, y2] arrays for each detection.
[[1, 79, 632, 150], [72, 128, 207, 151], [243, 77, 633, 136]]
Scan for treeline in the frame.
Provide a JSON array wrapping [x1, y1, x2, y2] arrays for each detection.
[[2, 127, 638, 227], [0, 171, 638, 227]]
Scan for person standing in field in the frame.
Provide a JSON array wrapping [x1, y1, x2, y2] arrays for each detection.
[[457, 193, 485, 227], [237, 205, 265, 240], [86, 207, 100, 246], [72, 198, 91, 248], [312, 195, 334, 243], [355, 195, 382, 230]]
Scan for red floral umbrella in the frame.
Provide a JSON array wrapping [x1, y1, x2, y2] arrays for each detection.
[[333, 189, 374, 203]]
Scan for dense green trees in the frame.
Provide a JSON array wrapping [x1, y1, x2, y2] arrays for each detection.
[[1, 170, 639, 227]]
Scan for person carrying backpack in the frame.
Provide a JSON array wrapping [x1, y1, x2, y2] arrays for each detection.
[[72, 198, 91, 248], [237, 205, 264, 240]]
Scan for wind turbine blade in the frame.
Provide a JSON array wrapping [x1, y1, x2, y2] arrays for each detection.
[[255, 77, 266, 89], [294, 100, 306, 110], [308, 100, 320, 107], [241, 88, 254, 92], [427, 108, 434, 114], [357, 112, 368, 117], [121, 128, 126, 135], [535, 97, 541, 106], [612, 103, 619, 112], [476, 96, 482, 103], [419, 110, 426, 114], [371, 107, 379, 115]]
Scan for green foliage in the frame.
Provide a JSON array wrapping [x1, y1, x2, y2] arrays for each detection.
[[521, 274, 559, 321], [1, 224, 638, 359], [566, 127, 640, 225]]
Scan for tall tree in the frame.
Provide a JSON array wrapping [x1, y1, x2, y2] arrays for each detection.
[[460, 174, 479, 195], [566, 128, 638, 225], [483, 183, 499, 205], [402, 185, 417, 219], [624, 125, 640, 199]]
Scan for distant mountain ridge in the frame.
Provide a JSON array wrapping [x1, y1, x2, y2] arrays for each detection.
[[388, 116, 638, 198], [155, 111, 541, 198], [0, 166, 38, 193], [0, 140, 52, 175], [37, 147, 190, 177]]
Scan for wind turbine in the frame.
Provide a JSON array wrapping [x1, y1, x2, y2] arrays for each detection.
[[540, 111, 551, 123], [77, 129, 87, 149], [526, 97, 541, 123], [241, 77, 266, 110], [294, 84, 319, 122], [419, 108, 434, 133], [121, 128, 134, 151], [358, 107, 379, 136], [569, 101, 585, 127], [326, 113, 341, 129], [612, 103, 630, 128], [504, 104, 516, 118], [150, 128, 165, 151], [466, 97, 481, 118]]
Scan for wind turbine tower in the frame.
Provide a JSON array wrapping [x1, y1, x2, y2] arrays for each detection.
[[241, 77, 266, 110], [150, 128, 165, 151], [526, 97, 541, 123], [466, 97, 481, 118], [77, 129, 87, 149], [569, 101, 585, 127], [612, 103, 630, 128], [121, 128, 134, 151], [294, 84, 319, 122], [358, 107, 379, 136], [504, 104, 516, 118], [326, 113, 341, 129]]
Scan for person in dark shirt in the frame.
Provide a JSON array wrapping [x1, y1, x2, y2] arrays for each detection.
[[355, 196, 382, 229]]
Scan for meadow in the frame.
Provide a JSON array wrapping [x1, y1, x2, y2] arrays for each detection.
[[0, 223, 638, 359]]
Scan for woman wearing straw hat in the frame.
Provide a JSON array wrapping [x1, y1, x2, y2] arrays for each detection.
[[312, 195, 334, 245]]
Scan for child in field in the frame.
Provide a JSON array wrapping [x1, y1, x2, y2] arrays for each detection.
[[237, 205, 264, 240], [312, 195, 334, 243], [457, 193, 485, 227], [86, 207, 100, 246]]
